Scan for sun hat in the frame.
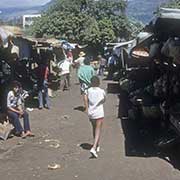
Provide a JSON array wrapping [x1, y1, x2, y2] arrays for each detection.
[[97, 55, 102, 58], [79, 51, 86, 57]]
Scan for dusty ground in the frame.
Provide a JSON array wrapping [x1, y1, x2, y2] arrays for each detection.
[[1, 71, 180, 180]]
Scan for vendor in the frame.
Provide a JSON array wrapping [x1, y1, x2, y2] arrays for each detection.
[[7, 81, 34, 138]]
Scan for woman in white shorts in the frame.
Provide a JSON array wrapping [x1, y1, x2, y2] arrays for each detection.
[[87, 76, 106, 158]]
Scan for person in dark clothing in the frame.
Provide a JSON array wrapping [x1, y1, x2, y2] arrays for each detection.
[[97, 55, 107, 76], [107, 54, 116, 80], [37, 60, 50, 109]]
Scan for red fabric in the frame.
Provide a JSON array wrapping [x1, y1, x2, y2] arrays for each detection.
[[44, 66, 49, 81], [67, 51, 73, 59], [38, 65, 49, 81]]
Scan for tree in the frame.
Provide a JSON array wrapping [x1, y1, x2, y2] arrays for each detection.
[[31, 0, 138, 49], [161, 0, 180, 9]]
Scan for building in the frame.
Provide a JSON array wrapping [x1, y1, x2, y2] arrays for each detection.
[[22, 14, 41, 28]]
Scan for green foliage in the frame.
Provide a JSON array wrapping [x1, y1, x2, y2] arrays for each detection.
[[86, 0, 127, 19], [31, 0, 139, 47], [162, 0, 180, 9], [128, 19, 144, 38]]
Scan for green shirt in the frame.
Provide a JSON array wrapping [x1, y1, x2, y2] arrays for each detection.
[[78, 65, 95, 85]]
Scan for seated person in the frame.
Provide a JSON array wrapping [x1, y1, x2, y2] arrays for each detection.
[[7, 81, 34, 138]]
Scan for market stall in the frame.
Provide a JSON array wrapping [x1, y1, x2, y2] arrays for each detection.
[[118, 8, 180, 149]]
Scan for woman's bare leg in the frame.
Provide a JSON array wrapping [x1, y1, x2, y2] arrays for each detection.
[[92, 119, 103, 150], [91, 120, 96, 139], [83, 94, 88, 112]]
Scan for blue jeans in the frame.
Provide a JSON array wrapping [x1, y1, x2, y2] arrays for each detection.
[[38, 80, 50, 108], [8, 110, 30, 133], [60, 73, 70, 90]]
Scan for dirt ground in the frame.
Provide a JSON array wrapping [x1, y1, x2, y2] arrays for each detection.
[[1, 70, 180, 180]]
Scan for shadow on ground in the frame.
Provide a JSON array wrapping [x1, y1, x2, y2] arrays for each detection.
[[74, 106, 85, 112], [80, 143, 92, 150], [80, 143, 97, 159]]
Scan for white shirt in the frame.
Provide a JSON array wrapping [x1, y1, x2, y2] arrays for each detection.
[[87, 87, 106, 119], [7, 91, 18, 108], [74, 56, 85, 66], [59, 59, 71, 75], [7, 90, 28, 109]]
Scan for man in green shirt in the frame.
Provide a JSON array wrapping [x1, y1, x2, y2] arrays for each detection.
[[78, 57, 95, 112]]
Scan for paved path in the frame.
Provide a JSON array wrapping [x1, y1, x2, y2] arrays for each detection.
[[0, 71, 180, 180]]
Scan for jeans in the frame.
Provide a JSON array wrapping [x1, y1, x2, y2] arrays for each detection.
[[98, 65, 105, 76], [38, 80, 50, 108], [7, 110, 30, 133]]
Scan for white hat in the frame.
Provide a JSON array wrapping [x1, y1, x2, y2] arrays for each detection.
[[79, 51, 86, 57]]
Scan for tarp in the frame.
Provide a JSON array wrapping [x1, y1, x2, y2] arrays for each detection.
[[0, 27, 13, 45], [113, 40, 136, 50], [60, 40, 87, 49], [60, 40, 76, 50]]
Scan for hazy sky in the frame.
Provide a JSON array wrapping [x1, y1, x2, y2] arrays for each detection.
[[0, 0, 51, 8]]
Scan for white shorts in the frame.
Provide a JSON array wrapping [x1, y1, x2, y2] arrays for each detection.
[[80, 83, 89, 95]]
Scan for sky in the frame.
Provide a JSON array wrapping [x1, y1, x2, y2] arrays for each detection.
[[0, 0, 52, 8]]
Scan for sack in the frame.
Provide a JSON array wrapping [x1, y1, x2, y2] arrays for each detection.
[[11, 45, 19, 57], [0, 121, 13, 140]]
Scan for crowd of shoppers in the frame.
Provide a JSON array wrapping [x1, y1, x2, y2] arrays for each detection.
[[5, 49, 108, 159]]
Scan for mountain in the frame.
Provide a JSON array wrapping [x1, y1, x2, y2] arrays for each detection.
[[0, 0, 171, 23], [0, 0, 56, 21], [43, 0, 55, 9], [0, 6, 42, 20], [127, 0, 170, 23], [44, 0, 171, 23]]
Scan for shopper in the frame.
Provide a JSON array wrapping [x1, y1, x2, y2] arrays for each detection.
[[74, 51, 86, 68], [87, 76, 106, 158], [37, 60, 50, 109], [59, 58, 71, 91], [78, 57, 95, 112], [97, 55, 107, 76]]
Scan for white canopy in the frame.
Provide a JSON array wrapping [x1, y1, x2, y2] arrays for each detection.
[[159, 8, 180, 19]]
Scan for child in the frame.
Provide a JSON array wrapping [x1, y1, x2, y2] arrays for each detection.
[[87, 76, 106, 158]]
